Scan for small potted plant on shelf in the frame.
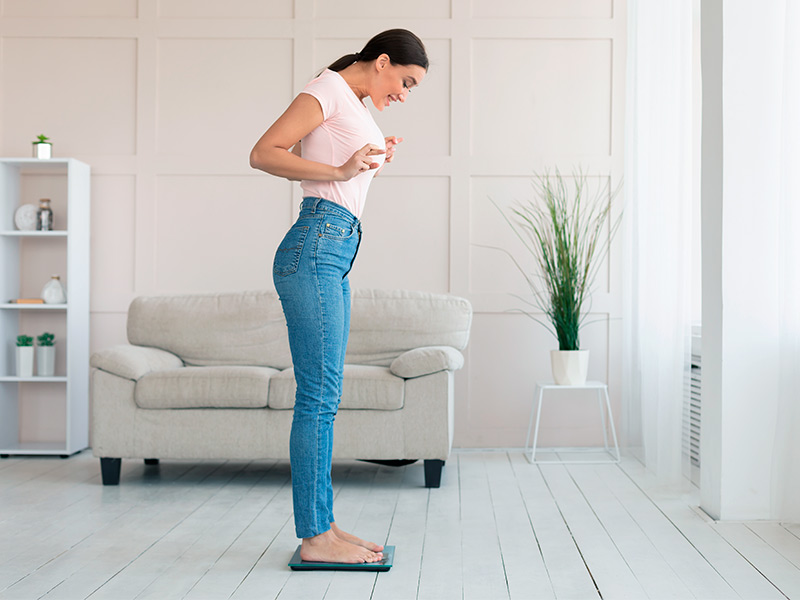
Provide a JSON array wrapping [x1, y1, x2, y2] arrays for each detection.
[[483, 167, 623, 385], [37, 332, 55, 377], [16, 335, 34, 378], [33, 134, 52, 159]]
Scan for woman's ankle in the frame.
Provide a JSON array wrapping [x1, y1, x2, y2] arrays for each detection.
[[304, 528, 335, 544]]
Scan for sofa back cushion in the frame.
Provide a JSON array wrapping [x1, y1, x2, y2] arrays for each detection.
[[127, 290, 294, 369], [127, 288, 472, 369], [347, 289, 472, 366]]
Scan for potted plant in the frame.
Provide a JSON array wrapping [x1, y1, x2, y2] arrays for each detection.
[[33, 134, 52, 159], [37, 332, 55, 377], [485, 168, 623, 385], [16, 335, 34, 378]]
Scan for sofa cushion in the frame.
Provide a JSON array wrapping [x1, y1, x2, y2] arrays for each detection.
[[346, 289, 473, 367], [135, 366, 279, 409], [268, 365, 404, 410], [127, 290, 293, 369]]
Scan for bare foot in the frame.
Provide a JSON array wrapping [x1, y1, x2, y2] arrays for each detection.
[[300, 529, 383, 563], [331, 521, 385, 552]]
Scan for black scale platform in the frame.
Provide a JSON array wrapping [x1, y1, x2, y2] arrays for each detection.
[[288, 545, 395, 572]]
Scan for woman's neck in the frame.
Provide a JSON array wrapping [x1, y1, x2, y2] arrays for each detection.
[[335, 63, 371, 102]]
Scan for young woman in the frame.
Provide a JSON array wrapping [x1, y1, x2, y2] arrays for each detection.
[[249, 29, 428, 564]]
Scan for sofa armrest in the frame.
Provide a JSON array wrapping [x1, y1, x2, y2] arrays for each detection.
[[390, 346, 464, 379], [90, 344, 184, 381]]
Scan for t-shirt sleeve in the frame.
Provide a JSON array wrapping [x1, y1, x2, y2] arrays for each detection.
[[299, 72, 338, 121]]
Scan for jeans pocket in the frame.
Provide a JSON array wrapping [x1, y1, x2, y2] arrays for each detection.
[[319, 215, 357, 240], [273, 225, 309, 277]]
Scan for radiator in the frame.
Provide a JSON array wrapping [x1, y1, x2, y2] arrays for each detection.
[[682, 327, 702, 486]]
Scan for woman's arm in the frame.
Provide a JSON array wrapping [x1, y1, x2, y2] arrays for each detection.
[[249, 94, 338, 182], [250, 94, 384, 182]]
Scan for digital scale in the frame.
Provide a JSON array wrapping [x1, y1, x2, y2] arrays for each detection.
[[288, 545, 395, 572]]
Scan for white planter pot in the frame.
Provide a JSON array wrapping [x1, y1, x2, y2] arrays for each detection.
[[550, 350, 590, 386], [37, 345, 55, 377], [16, 346, 34, 378], [33, 142, 52, 159]]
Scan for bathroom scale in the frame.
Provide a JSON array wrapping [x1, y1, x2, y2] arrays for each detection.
[[288, 545, 395, 571]]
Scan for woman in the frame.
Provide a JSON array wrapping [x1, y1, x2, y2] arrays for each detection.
[[249, 29, 428, 564]]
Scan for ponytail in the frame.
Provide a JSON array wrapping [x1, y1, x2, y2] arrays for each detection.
[[326, 29, 428, 73], [328, 52, 361, 72]]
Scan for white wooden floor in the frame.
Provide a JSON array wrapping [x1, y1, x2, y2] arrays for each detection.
[[1, 450, 799, 600]]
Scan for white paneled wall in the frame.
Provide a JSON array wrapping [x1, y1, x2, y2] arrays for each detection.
[[0, 0, 626, 447]]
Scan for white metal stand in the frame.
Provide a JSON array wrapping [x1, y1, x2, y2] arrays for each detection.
[[524, 380, 620, 464]]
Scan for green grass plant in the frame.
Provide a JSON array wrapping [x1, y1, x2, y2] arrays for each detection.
[[486, 168, 623, 351]]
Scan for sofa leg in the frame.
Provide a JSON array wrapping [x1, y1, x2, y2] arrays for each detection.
[[100, 458, 121, 485], [424, 459, 444, 488], [144, 458, 159, 465]]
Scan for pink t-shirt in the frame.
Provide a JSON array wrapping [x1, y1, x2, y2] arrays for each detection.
[[299, 69, 385, 219]]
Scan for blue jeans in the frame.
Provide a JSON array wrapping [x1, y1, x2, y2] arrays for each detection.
[[273, 197, 362, 539]]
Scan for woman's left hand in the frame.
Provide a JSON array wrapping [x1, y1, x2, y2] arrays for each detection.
[[384, 136, 403, 163]]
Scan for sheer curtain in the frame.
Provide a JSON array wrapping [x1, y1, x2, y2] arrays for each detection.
[[773, 0, 800, 522], [622, 0, 694, 485]]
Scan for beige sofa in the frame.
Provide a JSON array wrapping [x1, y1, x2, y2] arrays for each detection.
[[90, 288, 472, 488]]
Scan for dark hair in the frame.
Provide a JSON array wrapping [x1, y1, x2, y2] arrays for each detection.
[[327, 29, 429, 73]]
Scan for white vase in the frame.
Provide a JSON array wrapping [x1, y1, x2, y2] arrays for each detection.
[[550, 350, 590, 385], [41, 275, 67, 304], [37, 345, 55, 377], [16, 346, 34, 378]]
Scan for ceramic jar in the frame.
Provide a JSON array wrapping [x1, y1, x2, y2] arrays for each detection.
[[41, 275, 67, 304]]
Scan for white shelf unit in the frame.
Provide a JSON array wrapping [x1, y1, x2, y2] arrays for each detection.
[[0, 158, 90, 457]]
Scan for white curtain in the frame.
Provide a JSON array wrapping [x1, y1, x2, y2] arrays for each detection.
[[773, 0, 800, 522], [622, 0, 694, 485]]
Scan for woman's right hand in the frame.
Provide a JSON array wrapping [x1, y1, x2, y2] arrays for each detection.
[[336, 144, 386, 181]]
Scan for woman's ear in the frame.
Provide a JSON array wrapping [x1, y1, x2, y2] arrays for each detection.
[[376, 53, 390, 70]]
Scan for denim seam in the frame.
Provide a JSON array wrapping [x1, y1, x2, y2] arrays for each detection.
[[312, 215, 328, 538]]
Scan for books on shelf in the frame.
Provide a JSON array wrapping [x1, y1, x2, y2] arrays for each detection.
[[8, 298, 45, 304]]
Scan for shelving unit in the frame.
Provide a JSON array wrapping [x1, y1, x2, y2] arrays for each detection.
[[0, 158, 90, 457]]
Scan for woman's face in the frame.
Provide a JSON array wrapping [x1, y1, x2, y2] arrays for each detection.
[[369, 55, 427, 112]]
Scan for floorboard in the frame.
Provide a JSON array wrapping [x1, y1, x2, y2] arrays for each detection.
[[511, 454, 599, 599], [714, 523, 800, 599], [486, 453, 554, 600], [593, 462, 736, 598], [459, 453, 510, 600], [539, 460, 646, 599], [618, 456, 786, 600], [370, 464, 427, 600], [415, 455, 463, 600]]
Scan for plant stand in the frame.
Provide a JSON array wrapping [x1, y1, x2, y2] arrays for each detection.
[[524, 381, 620, 464]]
